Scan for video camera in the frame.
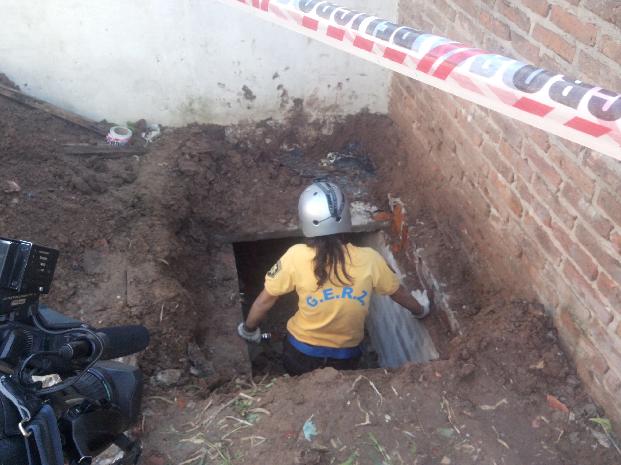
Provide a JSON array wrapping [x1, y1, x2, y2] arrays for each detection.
[[0, 237, 149, 465]]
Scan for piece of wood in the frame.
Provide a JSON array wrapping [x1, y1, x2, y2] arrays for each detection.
[[62, 143, 147, 157], [0, 84, 109, 136]]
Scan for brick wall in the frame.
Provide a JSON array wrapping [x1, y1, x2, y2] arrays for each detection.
[[390, 0, 621, 424]]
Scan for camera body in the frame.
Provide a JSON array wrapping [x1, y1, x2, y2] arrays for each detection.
[[0, 238, 148, 465], [0, 238, 58, 317]]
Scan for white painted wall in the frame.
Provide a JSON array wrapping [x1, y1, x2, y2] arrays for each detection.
[[0, 0, 396, 126]]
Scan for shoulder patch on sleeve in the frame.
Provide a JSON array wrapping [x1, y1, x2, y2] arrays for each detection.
[[267, 260, 282, 278]]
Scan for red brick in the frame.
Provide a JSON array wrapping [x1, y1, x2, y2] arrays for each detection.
[[555, 280, 593, 323], [576, 223, 621, 282], [593, 303, 616, 333], [484, 35, 513, 58], [479, 10, 511, 40], [532, 198, 552, 227], [512, 33, 541, 64], [562, 260, 609, 323], [560, 183, 613, 239], [603, 370, 621, 397], [536, 273, 561, 308], [483, 176, 508, 220], [550, 6, 598, 46], [498, 0, 531, 31], [522, 0, 551, 17], [577, 51, 621, 95], [463, 184, 492, 219], [597, 188, 621, 226], [538, 53, 564, 75], [532, 24, 576, 62], [493, 116, 523, 150], [576, 339, 610, 378], [431, 0, 458, 21], [456, 12, 485, 45], [491, 170, 523, 217], [599, 34, 621, 63], [460, 148, 490, 182], [452, 0, 479, 14], [531, 175, 577, 229], [483, 142, 515, 183], [524, 144, 562, 191], [552, 221, 599, 281], [426, 7, 453, 32], [463, 125, 484, 148], [520, 233, 549, 277], [583, 151, 621, 197], [583, 0, 621, 28], [526, 127, 551, 153], [612, 230, 621, 254], [557, 306, 584, 345], [475, 112, 502, 145], [516, 177, 534, 205], [547, 146, 595, 199], [597, 272, 621, 308], [590, 322, 621, 369], [524, 212, 562, 263], [559, 137, 583, 153]]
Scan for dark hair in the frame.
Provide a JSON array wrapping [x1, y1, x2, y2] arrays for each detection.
[[306, 234, 353, 288]]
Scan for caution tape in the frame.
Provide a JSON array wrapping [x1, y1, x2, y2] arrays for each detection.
[[216, 0, 621, 161]]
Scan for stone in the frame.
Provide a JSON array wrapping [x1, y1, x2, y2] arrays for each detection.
[[154, 369, 182, 386], [2, 180, 20, 193], [576, 402, 598, 418], [187, 342, 217, 378], [569, 431, 580, 444], [458, 363, 477, 382]]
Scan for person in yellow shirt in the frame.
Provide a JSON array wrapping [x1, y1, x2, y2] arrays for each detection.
[[237, 181, 431, 375]]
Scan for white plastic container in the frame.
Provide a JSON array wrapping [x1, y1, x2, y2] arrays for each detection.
[[106, 126, 133, 146]]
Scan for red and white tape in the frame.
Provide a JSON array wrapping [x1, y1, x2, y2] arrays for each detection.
[[216, 0, 621, 161]]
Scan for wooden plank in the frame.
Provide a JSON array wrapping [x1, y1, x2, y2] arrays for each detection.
[[0, 84, 109, 136]]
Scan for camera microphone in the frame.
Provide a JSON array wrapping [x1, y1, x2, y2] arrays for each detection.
[[98, 326, 150, 360], [58, 340, 94, 360], [58, 325, 149, 361]]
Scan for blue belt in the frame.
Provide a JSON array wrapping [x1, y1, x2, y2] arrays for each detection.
[[287, 334, 362, 360]]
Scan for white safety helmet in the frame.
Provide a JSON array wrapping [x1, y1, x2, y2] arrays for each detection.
[[298, 181, 352, 237]]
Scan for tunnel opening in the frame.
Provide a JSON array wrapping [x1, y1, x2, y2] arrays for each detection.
[[232, 232, 439, 376]]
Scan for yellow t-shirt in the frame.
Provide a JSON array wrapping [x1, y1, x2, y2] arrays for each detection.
[[264, 243, 400, 348]]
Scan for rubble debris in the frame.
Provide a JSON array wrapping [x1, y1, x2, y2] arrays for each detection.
[[2, 180, 21, 193], [154, 369, 183, 387]]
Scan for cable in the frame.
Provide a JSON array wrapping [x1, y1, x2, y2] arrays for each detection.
[[16, 309, 105, 396]]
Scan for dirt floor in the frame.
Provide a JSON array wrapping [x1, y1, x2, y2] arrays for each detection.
[[0, 84, 619, 464]]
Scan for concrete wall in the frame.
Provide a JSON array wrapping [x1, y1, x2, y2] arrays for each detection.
[[390, 0, 621, 424], [0, 0, 396, 126]]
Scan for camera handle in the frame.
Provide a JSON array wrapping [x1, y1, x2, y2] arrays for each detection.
[[0, 376, 64, 465]]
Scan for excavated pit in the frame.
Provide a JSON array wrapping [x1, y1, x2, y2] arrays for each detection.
[[1, 89, 618, 463], [233, 232, 439, 376]]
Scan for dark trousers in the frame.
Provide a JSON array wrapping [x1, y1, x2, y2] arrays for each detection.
[[282, 336, 360, 376]]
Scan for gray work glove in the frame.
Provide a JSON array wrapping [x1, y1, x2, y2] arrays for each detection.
[[237, 322, 262, 344], [411, 290, 431, 319]]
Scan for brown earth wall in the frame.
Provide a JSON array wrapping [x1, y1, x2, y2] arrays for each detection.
[[390, 0, 621, 424]]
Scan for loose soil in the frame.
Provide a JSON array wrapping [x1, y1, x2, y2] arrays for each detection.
[[0, 88, 618, 465]]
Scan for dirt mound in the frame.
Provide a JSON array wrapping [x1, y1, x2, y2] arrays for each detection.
[[140, 302, 618, 465]]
